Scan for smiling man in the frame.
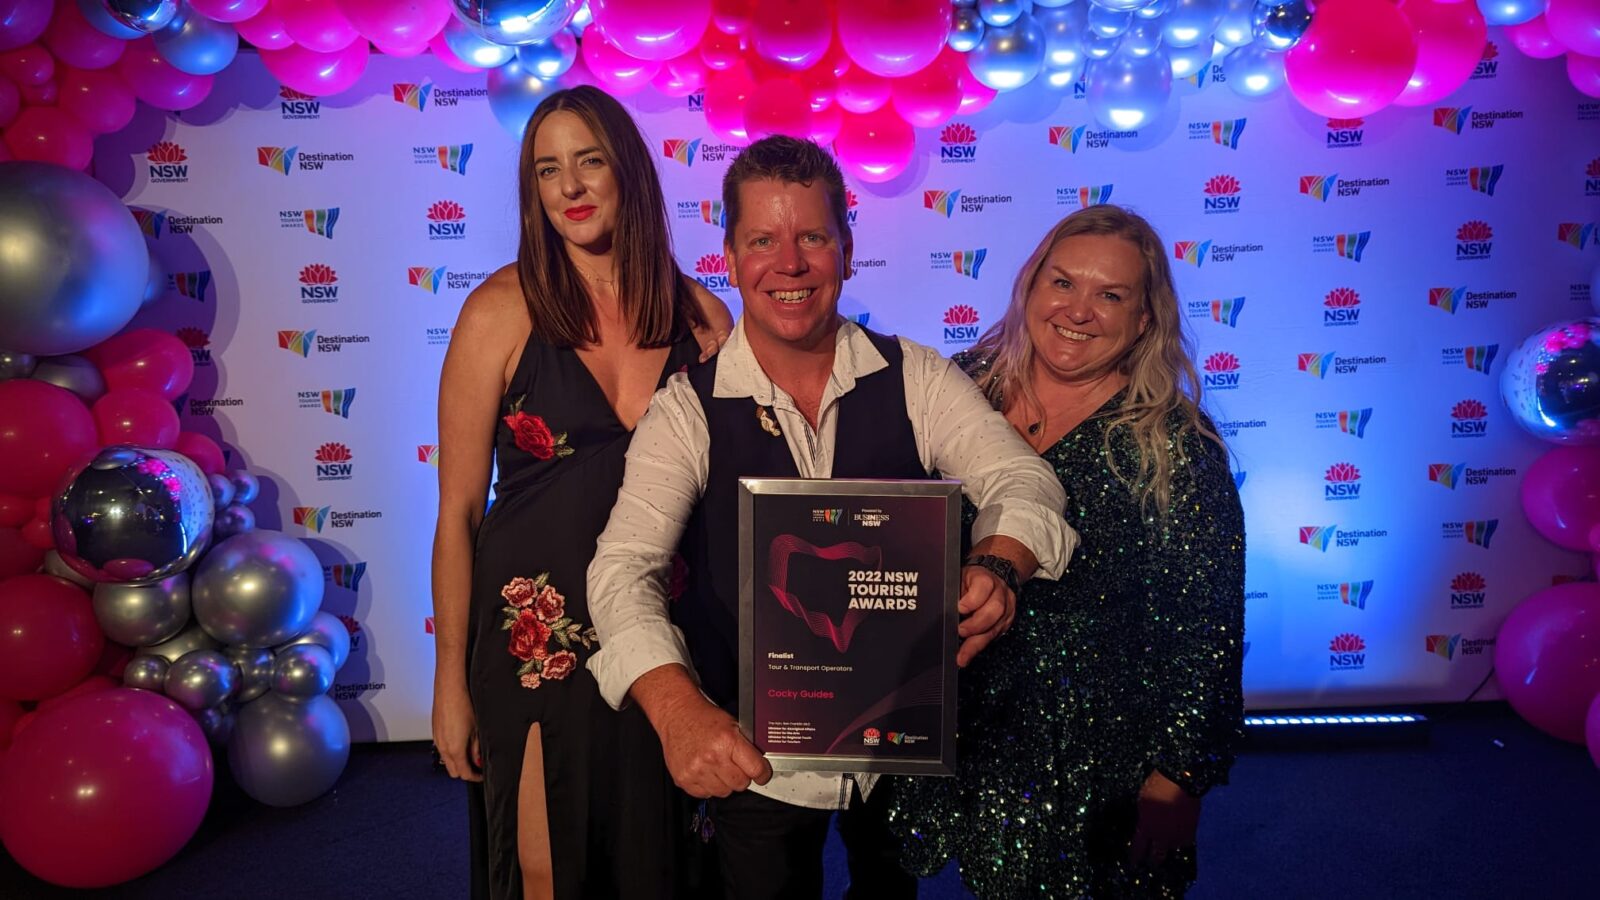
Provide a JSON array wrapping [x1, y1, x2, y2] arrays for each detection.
[[586, 136, 1075, 899]]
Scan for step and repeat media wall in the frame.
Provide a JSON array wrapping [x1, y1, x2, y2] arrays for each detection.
[[98, 47, 1597, 740]]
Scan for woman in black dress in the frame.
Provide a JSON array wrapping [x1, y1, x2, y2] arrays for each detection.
[[890, 205, 1245, 897], [431, 86, 731, 899]]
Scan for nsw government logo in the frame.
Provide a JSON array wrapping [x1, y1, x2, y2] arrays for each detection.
[[279, 86, 320, 119], [1442, 519, 1498, 548], [1323, 288, 1361, 326], [146, 141, 189, 183], [1315, 407, 1372, 437], [1323, 463, 1361, 500], [1329, 633, 1366, 670], [845, 189, 860, 226], [169, 270, 211, 301], [1450, 572, 1487, 609], [1451, 399, 1488, 437], [939, 123, 977, 163], [1202, 352, 1241, 391], [1440, 344, 1498, 374], [314, 442, 354, 481], [298, 264, 338, 303], [176, 327, 211, 366], [1057, 183, 1114, 207], [942, 305, 980, 345], [298, 388, 356, 417], [1455, 220, 1493, 260], [692, 254, 731, 293], [1187, 296, 1245, 327], [1312, 231, 1369, 261], [930, 249, 985, 279], [1202, 175, 1241, 214], [426, 200, 467, 240], [1189, 118, 1246, 148], [1473, 42, 1498, 79], [1325, 118, 1365, 148], [862, 727, 881, 746], [1445, 164, 1503, 196], [1318, 580, 1373, 609], [280, 207, 339, 238]]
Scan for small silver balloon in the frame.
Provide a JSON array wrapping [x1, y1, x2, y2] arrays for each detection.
[[123, 654, 169, 691], [277, 610, 353, 671], [1163, 0, 1225, 48], [228, 692, 351, 807], [92, 573, 191, 646], [1166, 40, 1214, 79], [165, 648, 237, 710], [1037, 4, 1088, 68], [152, 6, 239, 75], [978, 0, 1025, 28], [1137, 0, 1173, 18], [208, 473, 235, 510], [1083, 29, 1123, 59], [78, 0, 145, 38], [140, 245, 165, 307], [1089, 0, 1146, 9], [191, 529, 324, 647], [51, 445, 214, 584], [1044, 56, 1086, 88], [967, 13, 1048, 90], [0, 351, 36, 380], [948, 6, 987, 53], [214, 503, 257, 538], [1032, 0, 1075, 6], [1500, 319, 1600, 444], [1254, 0, 1310, 51], [487, 54, 562, 140], [514, 30, 576, 79], [30, 355, 106, 404], [1123, 20, 1164, 58], [44, 549, 95, 588], [226, 645, 275, 703], [1086, 49, 1172, 130], [1086, 5, 1132, 38], [1477, 0, 1542, 27], [1225, 41, 1286, 96], [441, 15, 516, 68], [228, 470, 260, 506], [1214, 0, 1256, 48], [195, 704, 236, 744], [272, 643, 336, 699], [101, 0, 181, 34], [568, 1, 591, 30], [139, 620, 221, 663], [452, 0, 579, 46]]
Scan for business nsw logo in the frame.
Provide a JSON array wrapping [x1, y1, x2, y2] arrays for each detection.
[[692, 253, 731, 292], [1316, 407, 1372, 437], [294, 505, 331, 532], [1189, 118, 1246, 148], [1318, 580, 1373, 609], [280, 207, 339, 238], [1441, 344, 1498, 374], [1455, 220, 1493, 260], [1473, 42, 1499, 79], [1312, 231, 1370, 261], [1202, 352, 1242, 391], [1202, 175, 1241, 214], [297, 387, 356, 416], [1187, 297, 1245, 327], [1057, 183, 1114, 207], [1329, 633, 1366, 669], [169, 270, 211, 301], [409, 265, 445, 294], [314, 442, 354, 481], [676, 199, 725, 227], [279, 86, 320, 119], [662, 137, 701, 166], [1173, 240, 1211, 267], [939, 123, 978, 163], [1425, 634, 1461, 660], [418, 444, 440, 466], [298, 264, 338, 303], [1323, 288, 1361, 326], [1450, 572, 1487, 609], [427, 200, 467, 240], [923, 189, 960, 218], [1558, 222, 1597, 249], [146, 141, 189, 183], [132, 207, 166, 238], [1442, 519, 1498, 548], [257, 145, 297, 175], [325, 562, 367, 591], [1299, 173, 1334, 202], [1325, 117, 1365, 148], [929, 249, 986, 278], [393, 81, 432, 110], [1323, 463, 1362, 501], [1445, 164, 1504, 196], [1451, 399, 1488, 438], [176, 327, 211, 366], [278, 330, 315, 357], [942, 305, 980, 345]]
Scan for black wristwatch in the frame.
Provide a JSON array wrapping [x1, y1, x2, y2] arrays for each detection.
[[965, 553, 1021, 596]]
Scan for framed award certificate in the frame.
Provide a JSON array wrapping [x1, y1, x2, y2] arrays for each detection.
[[737, 478, 959, 776]]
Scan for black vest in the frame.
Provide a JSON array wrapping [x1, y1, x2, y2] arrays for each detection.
[[676, 329, 927, 712]]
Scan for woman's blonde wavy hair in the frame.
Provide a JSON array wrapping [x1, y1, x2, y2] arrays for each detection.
[[967, 205, 1224, 518]]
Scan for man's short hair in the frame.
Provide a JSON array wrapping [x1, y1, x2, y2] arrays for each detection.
[[721, 136, 851, 244]]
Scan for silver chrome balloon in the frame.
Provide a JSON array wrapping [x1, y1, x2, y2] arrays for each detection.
[[272, 643, 336, 699], [214, 503, 257, 538], [92, 573, 191, 647], [949, 6, 986, 53], [451, 0, 578, 46], [978, 0, 1025, 28], [515, 30, 577, 79], [51, 445, 214, 584], [1214, 0, 1256, 48], [441, 15, 516, 68], [225, 645, 275, 703], [30, 355, 107, 404], [1162, 0, 1226, 48], [208, 473, 235, 510], [122, 653, 170, 691], [1037, 4, 1088, 68], [165, 648, 237, 710], [194, 704, 236, 744], [1123, 20, 1164, 58], [0, 351, 36, 380], [191, 530, 324, 648], [1086, 49, 1172, 130], [277, 610, 353, 671], [1253, 0, 1310, 51], [151, 7, 239, 75], [139, 620, 222, 663], [487, 54, 562, 140], [1224, 41, 1286, 97], [228, 470, 260, 506], [101, 0, 182, 33], [0, 163, 147, 357], [228, 692, 351, 807], [140, 245, 165, 307], [1086, 5, 1132, 39], [966, 14, 1048, 91], [1500, 319, 1600, 444]]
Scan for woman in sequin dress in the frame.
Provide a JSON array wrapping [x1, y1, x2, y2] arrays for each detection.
[[890, 205, 1245, 898]]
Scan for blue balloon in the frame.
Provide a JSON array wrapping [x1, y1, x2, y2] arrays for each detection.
[[101, 0, 181, 34], [1087, 5, 1132, 38], [1162, 0, 1225, 48], [452, 0, 578, 46], [77, 0, 143, 39], [1083, 28, 1123, 59], [1224, 41, 1286, 97], [1086, 49, 1172, 130], [487, 56, 560, 139], [978, 0, 1026, 28], [1254, 0, 1310, 51], [1044, 56, 1086, 89], [1037, 5, 1087, 68], [949, 6, 987, 53], [1477, 0, 1541, 27], [1032, 0, 1075, 7], [153, 12, 238, 76], [515, 30, 577, 79], [1137, 0, 1174, 19], [1123, 20, 1164, 58], [1088, 0, 1149, 12], [1166, 40, 1213, 79], [443, 17, 516, 69], [1215, 0, 1255, 48], [967, 12, 1047, 90]]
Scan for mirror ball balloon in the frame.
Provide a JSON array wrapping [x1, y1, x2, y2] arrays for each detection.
[[52, 446, 214, 584]]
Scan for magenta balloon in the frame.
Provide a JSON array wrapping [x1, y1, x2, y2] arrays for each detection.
[[699, 27, 742, 71], [957, 68, 998, 115], [42, 1, 126, 70], [59, 66, 137, 134], [838, 0, 950, 78], [273, 0, 359, 53], [836, 64, 891, 113], [579, 33, 660, 96], [1546, 0, 1600, 58], [0, 42, 52, 85], [745, 77, 813, 139], [702, 63, 754, 144], [0, 74, 15, 127], [258, 39, 370, 96], [834, 106, 914, 184], [426, 28, 480, 73], [91, 387, 181, 448], [750, 0, 832, 70], [0, 575, 102, 702], [2, 105, 93, 169], [236, 4, 294, 49], [190, 0, 270, 23], [0, 380, 96, 497], [1569, 52, 1600, 99], [590, 0, 710, 61], [652, 51, 707, 97], [1521, 446, 1600, 551], [1496, 582, 1600, 744], [0, 0, 52, 52], [336, 0, 450, 55], [1588, 693, 1600, 768], [808, 99, 842, 144], [1284, 0, 1418, 117], [890, 48, 963, 129], [115, 38, 215, 111], [1393, 0, 1487, 106], [1506, 15, 1569, 59], [0, 689, 212, 888], [85, 328, 195, 400]]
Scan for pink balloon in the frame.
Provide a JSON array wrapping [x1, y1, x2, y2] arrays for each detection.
[[1393, 0, 1487, 106], [711, 0, 752, 35], [745, 76, 813, 139], [236, 4, 294, 50], [0, 574, 102, 702], [957, 68, 997, 115], [58, 66, 137, 134], [116, 38, 214, 111], [699, 27, 743, 70], [426, 28, 480, 73], [796, 58, 835, 110], [0, 698, 19, 750], [0, 381, 96, 497], [1496, 582, 1600, 744], [273, 0, 360, 53], [750, 0, 832, 70], [36, 675, 117, 714], [21, 518, 51, 550], [1506, 15, 1569, 59], [837, 64, 890, 113], [834, 106, 914, 183], [174, 431, 226, 476], [0, 494, 29, 529], [0, 0, 52, 52], [1546, 0, 1600, 58], [0, 689, 212, 888], [84, 329, 195, 400], [0, 42, 53, 85], [0, 74, 16, 127], [18, 73, 54, 104], [838, 0, 950, 78], [702, 63, 754, 143], [42, 0, 126, 70], [258, 39, 370, 96], [0, 528, 45, 579], [579, 34, 660, 96], [336, 0, 450, 56], [1522, 446, 1600, 550], [1588, 693, 1600, 769], [91, 388, 181, 449], [653, 51, 708, 96], [1284, 0, 1418, 117], [890, 47, 963, 128], [1569, 52, 1600, 99], [190, 0, 270, 23], [3, 105, 91, 166], [808, 98, 842, 144], [590, 0, 710, 61]]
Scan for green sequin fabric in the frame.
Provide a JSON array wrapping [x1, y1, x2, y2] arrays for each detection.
[[888, 356, 1246, 899]]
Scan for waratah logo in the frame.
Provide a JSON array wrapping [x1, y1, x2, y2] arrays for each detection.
[[1326, 117, 1365, 148], [1452, 572, 1486, 592], [299, 264, 338, 302], [279, 86, 319, 118], [1299, 174, 1335, 201], [1474, 42, 1499, 78], [146, 141, 189, 182], [315, 442, 352, 463], [175, 326, 211, 365], [1300, 525, 1336, 551], [1451, 572, 1487, 608], [1298, 351, 1335, 379], [1323, 288, 1360, 326], [1174, 240, 1212, 267], [1324, 463, 1361, 500], [1428, 462, 1465, 489], [428, 200, 465, 221], [1329, 632, 1366, 669], [943, 305, 979, 326], [146, 142, 185, 161], [278, 329, 315, 357], [257, 145, 298, 175], [1558, 222, 1596, 249], [692, 253, 730, 291], [923, 189, 960, 218], [1425, 634, 1461, 660], [1202, 352, 1241, 391], [1586, 158, 1600, 197], [1430, 286, 1466, 314], [294, 505, 331, 532], [1456, 220, 1492, 241], [1434, 106, 1471, 134], [1203, 175, 1241, 214], [393, 82, 431, 110], [1451, 399, 1488, 438], [1330, 633, 1365, 652], [409, 265, 445, 293], [662, 138, 700, 166], [169, 270, 211, 300], [863, 727, 881, 745], [315, 442, 354, 481], [427, 200, 467, 240], [939, 123, 978, 162]]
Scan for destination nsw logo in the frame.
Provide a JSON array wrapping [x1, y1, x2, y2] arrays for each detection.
[[1202, 175, 1241, 214], [1318, 580, 1373, 609], [1323, 462, 1361, 501], [923, 188, 1012, 216], [1300, 523, 1388, 550], [1298, 350, 1386, 378], [298, 264, 338, 303], [1450, 572, 1487, 609], [278, 329, 370, 355], [1323, 287, 1361, 326], [942, 304, 980, 345], [279, 86, 320, 119], [314, 442, 354, 481], [1301, 173, 1390, 200], [297, 387, 356, 416], [1558, 222, 1597, 249], [692, 253, 731, 292], [1428, 462, 1517, 489], [146, 141, 189, 183], [1442, 518, 1498, 548], [426, 200, 467, 240], [1048, 123, 1137, 152], [1450, 399, 1488, 438], [294, 505, 382, 532], [1329, 633, 1366, 670], [1201, 352, 1241, 391], [1433, 105, 1524, 132], [939, 122, 978, 163], [1455, 220, 1493, 260], [1315, 407, 1372, 437]]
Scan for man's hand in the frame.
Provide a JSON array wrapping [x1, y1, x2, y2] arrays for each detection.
[[955, 564, 1015, 667], [1128, 770, 1201, 867], [631, 663, 772, 798]]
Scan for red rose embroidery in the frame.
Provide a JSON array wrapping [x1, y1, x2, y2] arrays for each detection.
[[542, 650, 578, 681], [508, 609, 553, 661], [532, 585, 565, 622], [501, 577, 538, 608], [520, 672, 541, 690], [504, 411, 557, 458]]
